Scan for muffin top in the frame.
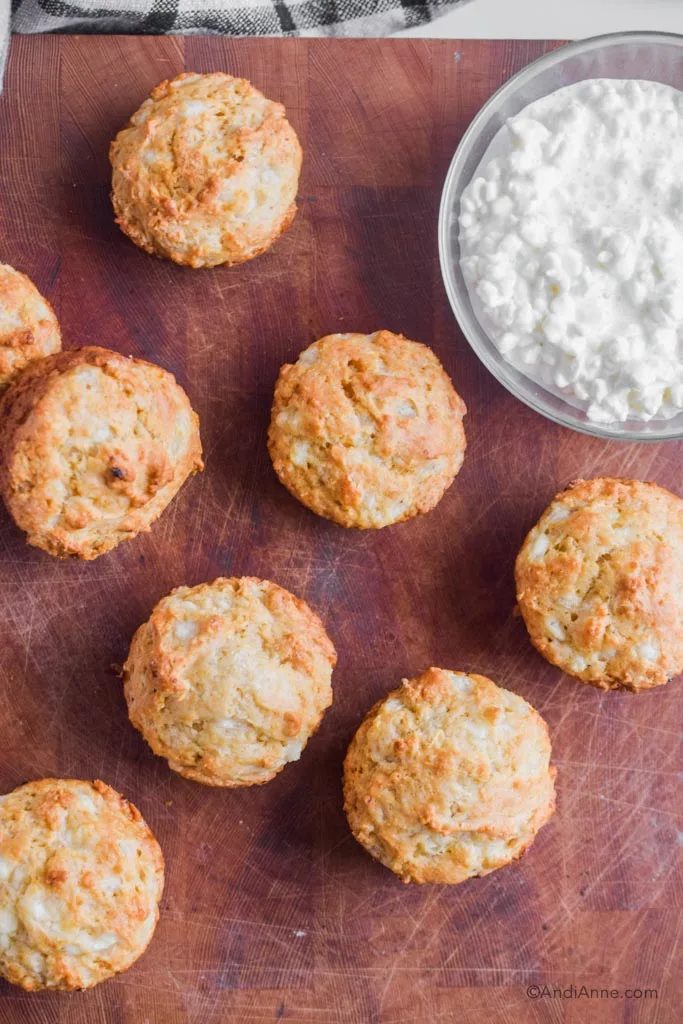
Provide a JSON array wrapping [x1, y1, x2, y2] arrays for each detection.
[[515, 477, 683, 692], [124, 577, 336, 787], [0, 779, 164, 992], [268, 331, 467, 528], [343, 668, 556, 884], [0, 346, 202, 560], [0, 264, 60, 391], [110, 72, 302, 267]]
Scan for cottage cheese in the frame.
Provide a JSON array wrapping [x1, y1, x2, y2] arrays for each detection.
[[459, 78, 683, 423]]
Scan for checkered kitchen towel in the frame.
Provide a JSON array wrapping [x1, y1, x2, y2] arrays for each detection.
[[4, 0, 471, 77]]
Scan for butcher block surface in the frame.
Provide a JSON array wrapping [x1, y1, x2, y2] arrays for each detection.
[[0, 35, 680, 1024]]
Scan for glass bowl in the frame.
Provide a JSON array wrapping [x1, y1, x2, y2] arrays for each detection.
[[438, 31, 683, 442]]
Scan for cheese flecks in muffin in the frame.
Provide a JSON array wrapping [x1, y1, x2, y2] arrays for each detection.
[[110, 72, 302, 267], [0, 779, 164, 991], [515, 477, 683, 691], [0, 264, 61, 391], [268, 331, 467, 529], [0, 347, 203, 559], [123, 577, 336, 787], [343, 668, 556, 884]]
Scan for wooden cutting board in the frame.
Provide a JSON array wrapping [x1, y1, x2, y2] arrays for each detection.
[[0, 35, 680, 1024]]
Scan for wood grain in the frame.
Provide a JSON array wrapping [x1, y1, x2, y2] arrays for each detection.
[[0, 36, 680, 1024]]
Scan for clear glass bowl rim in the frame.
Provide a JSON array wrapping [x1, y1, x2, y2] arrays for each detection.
[[438, 30, 683, 442]]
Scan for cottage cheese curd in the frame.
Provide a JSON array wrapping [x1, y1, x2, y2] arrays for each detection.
[[459, 78, 683, 424]]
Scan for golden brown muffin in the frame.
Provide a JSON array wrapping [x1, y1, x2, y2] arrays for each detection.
[[124, 577, 336, 786], [268, 331, 467, 528], [0, 264, 60, 391], [515, 478, 683, 692], [0, 778, 164, 992], [110, 72, 302, 268], [0, 346, 202, 560], [343, 668, 556, 885]]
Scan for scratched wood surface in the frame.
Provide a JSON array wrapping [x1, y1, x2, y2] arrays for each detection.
[[0, 35, 680, 1024]]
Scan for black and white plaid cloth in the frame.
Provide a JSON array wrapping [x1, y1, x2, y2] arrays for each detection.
[[2, 0, 471, 83], [4, 0, 470, 80]]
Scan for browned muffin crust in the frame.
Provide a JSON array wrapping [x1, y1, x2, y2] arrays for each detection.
[[110, 72, 302, 268], [268, 331, 467, 528], [0, 346, 203, 559], [515, 477, 683, 692], [0, 264, 61, 391], [0, 778, 164, 991], [343, 668, 556, 884], [124, 576, 336, 787]]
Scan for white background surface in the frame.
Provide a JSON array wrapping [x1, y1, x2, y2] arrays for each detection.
[[400, 0, 683, 38]]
